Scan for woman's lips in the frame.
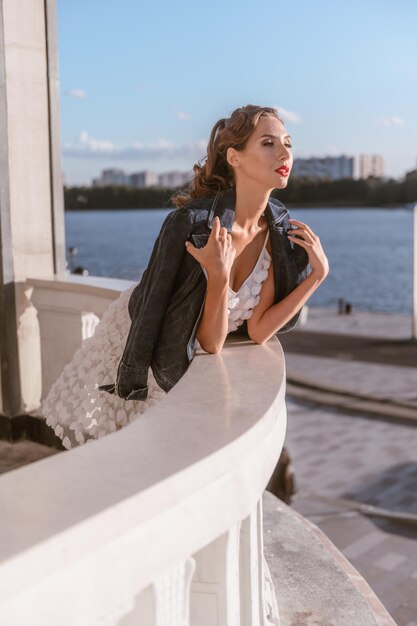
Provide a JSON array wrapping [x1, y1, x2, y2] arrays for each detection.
[[275, 167, 289, 177]]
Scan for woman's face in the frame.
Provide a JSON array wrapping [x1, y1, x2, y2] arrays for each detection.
[[227, 115, 293, 190]]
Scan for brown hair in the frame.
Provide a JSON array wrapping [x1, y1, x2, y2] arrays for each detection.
[[170, 104, 283, 208]]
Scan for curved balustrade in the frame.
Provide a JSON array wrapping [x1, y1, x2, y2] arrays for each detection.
[[0, 276, 287, 625]]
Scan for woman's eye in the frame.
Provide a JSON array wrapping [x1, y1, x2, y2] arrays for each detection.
[[263, 141, 293, 148]]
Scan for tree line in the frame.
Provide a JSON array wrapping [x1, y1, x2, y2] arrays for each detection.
[[64, 176, 417, 210]]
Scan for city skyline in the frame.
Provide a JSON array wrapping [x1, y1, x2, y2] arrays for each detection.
[[87, 152, 387, 189], [58, 0, 417, 186]]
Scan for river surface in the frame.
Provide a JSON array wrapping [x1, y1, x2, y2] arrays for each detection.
[[65, 207, 413, 314]]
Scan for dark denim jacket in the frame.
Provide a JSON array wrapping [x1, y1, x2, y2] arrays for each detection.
[[99, 187, 310, 401]]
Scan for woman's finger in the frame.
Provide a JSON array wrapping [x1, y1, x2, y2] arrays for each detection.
[[288, 227, 315, 243], [185, 241, 198, 258], [288, 219, 315, 238], [289, 222, 315, 237], [211, 216, 221, 238], [287, 235, 311, 247]]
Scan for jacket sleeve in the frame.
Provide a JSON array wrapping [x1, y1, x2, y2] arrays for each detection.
[[99, 207, 192, 400], [274, 212, 311, 334]]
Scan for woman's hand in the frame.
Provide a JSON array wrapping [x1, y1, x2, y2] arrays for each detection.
[[185, 216, 236, 279], [287, 218, 329, 280]]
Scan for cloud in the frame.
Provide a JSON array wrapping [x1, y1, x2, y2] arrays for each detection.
[[276, 106, 302, 124], [374, 116, 405, 127], [176, 111, 192, 120], [63, 131, 207, 160], [65, 88, 86, 99]]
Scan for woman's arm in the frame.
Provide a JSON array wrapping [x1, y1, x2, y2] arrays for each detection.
[[247, 265, 326, 344], [248, 217, 329, 344], [195, 273, 229, 353]]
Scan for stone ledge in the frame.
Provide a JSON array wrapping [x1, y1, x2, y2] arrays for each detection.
[[262, 491, 396, 626]]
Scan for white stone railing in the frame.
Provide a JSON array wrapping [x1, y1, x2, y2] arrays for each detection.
[[0, 276, 287, 625], [27, 275, 135, 397]]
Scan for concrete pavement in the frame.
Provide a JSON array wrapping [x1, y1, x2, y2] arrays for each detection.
[[281, 306, 417, 423], [271, 306, 417, 625], [280, 396, 417, 625]]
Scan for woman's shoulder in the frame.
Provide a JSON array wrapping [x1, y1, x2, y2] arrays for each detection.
[[173, 194, 214, 213], [168, 195, 215, 227]]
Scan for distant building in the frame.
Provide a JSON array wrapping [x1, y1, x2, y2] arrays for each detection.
[[292, 156, 354, 180], [292, 154, 384, 180], [404, 166, 417, 180], [354, 155, 384, 179], [92, 168, 192, 188], [158, 170, 193, 187], [128, 170, 159, 188], [92, 168, 130, 187]]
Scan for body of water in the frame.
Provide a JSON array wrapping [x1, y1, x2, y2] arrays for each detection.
[[65, 207, 414, 315]]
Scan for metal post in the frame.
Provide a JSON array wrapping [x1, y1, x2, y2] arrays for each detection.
[[413, 205, 417, 340]]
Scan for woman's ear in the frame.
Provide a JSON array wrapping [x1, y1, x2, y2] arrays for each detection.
[[226, 146, 239, 168]]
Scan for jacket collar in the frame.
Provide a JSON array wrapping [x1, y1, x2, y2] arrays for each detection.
[[206, 186, 288, 232]]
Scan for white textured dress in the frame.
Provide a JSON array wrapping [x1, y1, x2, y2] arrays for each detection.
[[200, 229, 271, 333], [39, 231, 279, 624]]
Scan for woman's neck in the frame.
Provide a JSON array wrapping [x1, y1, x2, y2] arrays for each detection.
[[233, 184, 272, 235]]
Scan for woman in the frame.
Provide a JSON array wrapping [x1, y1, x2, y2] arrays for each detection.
[[181, 109, 329, 354], [41, 103, 328, 447], [40, 104, 328, 625]]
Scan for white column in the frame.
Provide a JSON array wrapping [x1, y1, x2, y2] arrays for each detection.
[[0, 0, 65, 418], [153, 557, 196, 626], [240, 498, 280, 626], [191, 522, 242, 625]]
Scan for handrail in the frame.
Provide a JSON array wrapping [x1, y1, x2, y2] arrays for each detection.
[[0, 276, 287, 625]]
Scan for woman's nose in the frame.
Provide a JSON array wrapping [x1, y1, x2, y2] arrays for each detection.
[[278, 146, 291, 162]]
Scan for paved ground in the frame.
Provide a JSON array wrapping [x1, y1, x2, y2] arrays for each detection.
[[0, 440, 58, 476], [296, 306, 413, 339], [280, 307, 417, 416], [283, 397, 417, 625], [274, 306, 417, 625]]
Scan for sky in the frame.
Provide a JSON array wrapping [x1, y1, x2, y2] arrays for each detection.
[[57, 0, 417, 186]]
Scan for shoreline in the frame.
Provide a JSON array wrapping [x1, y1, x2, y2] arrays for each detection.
[[64, 203, 411, 211]]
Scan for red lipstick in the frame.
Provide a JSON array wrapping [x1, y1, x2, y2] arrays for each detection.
[[275, 166, 289, 177]]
